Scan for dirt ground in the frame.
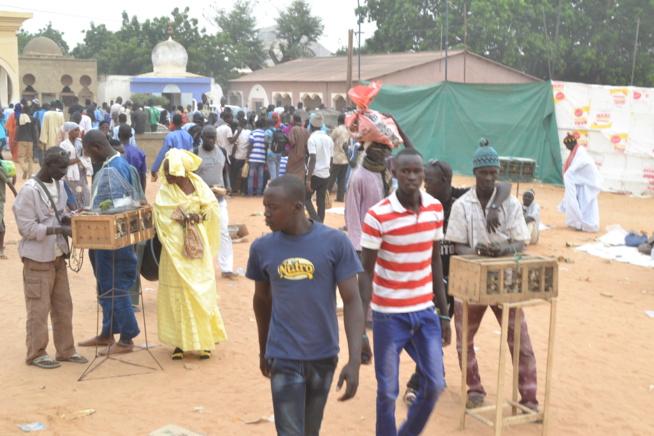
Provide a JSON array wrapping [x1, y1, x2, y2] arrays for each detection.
[[1, 156, 653, 435]]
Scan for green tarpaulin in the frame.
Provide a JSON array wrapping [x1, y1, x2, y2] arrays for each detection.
[[369, 81, 563, 185]]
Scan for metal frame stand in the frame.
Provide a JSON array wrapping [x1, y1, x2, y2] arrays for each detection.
[[78, 249, 162, 381], [459, 298, 557, 435]]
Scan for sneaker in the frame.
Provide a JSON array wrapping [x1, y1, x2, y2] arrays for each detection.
[[403, 388, 417, 406]]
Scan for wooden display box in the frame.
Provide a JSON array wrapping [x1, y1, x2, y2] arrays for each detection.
[[498, 156, 537, 183], [72, 206, 155, 250], [449, 254, 558, 304]]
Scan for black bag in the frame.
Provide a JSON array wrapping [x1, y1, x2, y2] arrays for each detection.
[[140, 232, 162, 281], [271, 129, 288, 154]]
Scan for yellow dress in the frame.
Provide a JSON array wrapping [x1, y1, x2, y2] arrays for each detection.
[[154, 173, 227, 351]]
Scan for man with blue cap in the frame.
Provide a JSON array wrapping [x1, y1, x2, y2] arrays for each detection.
[[445, 139, 539, 413]]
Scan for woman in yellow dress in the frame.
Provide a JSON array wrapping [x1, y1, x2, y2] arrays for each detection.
[[154, 148, 227, 360]]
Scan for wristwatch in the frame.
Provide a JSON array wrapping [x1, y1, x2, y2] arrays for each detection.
[[489, 203, 498, 210]]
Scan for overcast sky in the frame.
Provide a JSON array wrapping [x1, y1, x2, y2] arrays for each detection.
[[0, 0, 376, 54]]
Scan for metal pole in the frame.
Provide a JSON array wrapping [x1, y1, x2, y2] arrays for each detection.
[[631, 18, 640, 86], [463, 3, 467, 83], [357, 0, 361, 81], [542, 7, 552, 80], [445, 0, 449, 81], [347, 29, 354, 106]]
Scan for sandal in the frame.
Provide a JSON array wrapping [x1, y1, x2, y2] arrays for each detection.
[[171, 347, 184, 360], [58, 354, 88, 364], [403, 388, 417, 406], [466, 395, 484, 409], [31, 355, 61, 369], [199, 350, 212, 360]]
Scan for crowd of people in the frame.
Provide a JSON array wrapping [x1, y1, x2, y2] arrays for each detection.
[[0, 90, 604, 435]]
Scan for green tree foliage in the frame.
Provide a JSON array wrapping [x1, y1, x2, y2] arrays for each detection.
[[71, 8, 241, 88], [272, 0, 324, 63], [213, 0, 267, 71], [130, 93, 169, 106], [359, 0, 654, 86], [17, 22, 70, 54]]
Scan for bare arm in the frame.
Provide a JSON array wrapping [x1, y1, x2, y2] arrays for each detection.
[[360, 248, 378, 331], [253, 280, 273, 378], [305, 153, 316, 192], [335, 275, 363, 401], [431, 241, 451, 346], [486, 181, 512, 233], [7, 179, 17, 197]]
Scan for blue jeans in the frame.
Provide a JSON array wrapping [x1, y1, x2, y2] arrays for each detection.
[[267, 154, 281, 181], [373, 308, 445, 436], [248, 162, 265, 196], [269, 357, 338, 436], [89, 247, 140, 341]]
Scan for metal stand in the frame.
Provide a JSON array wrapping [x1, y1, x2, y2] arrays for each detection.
[[78, 249, 162, 381], [459, 298, 557, 435]]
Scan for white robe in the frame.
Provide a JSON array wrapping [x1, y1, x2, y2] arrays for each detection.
[[558, 146, 602, 232]]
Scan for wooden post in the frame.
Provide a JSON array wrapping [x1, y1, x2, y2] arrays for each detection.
[[346, 29, 354, 108], [511, 308, 523, 415], [460, 300, 469, 429], [542, 298, 557, 435], [496, 304, 511, 436]]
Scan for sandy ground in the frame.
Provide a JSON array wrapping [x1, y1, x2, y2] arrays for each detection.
[[1, 155, 653, 435]]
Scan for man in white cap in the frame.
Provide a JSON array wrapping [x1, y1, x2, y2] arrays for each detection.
[[304, 113, 333, 222]]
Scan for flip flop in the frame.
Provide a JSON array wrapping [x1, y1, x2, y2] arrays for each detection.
[[172, 348, 184, 360], [31, 355, 61, 369], [58, 354, 88, 364], [199, 350, 212, 360]]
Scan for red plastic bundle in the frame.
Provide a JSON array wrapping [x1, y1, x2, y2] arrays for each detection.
[[345, 81, 403, 149]]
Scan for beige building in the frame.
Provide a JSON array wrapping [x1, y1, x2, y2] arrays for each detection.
[[229, 50, 540, 112], [0, 11, 32, 106], [18, 36, 97, 107]]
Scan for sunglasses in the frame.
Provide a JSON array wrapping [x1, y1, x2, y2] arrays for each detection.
[[427, 158, 445, 174]]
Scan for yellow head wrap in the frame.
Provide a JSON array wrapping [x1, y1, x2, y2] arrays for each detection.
[[163, 148, 202, 177]]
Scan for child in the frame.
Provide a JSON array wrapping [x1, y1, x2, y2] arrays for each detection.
[[522, 188, 540, 245], [0, 157, 18, 259]]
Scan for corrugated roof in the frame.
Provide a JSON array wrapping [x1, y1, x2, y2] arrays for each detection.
[[230, 50, 465, 83]]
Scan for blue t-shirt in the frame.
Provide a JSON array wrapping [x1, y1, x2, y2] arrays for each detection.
[[246, 221, 363, 360], [151, 129, 194, 172]]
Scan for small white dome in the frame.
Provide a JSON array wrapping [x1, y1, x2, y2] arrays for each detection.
[[151, 37, 188, 75]]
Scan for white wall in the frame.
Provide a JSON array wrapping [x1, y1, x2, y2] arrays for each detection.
[[98, 75, 132, 104]]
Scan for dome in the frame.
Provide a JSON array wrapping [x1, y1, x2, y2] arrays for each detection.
[[151, 37, 188, 75], [23, 36, 63, 56]]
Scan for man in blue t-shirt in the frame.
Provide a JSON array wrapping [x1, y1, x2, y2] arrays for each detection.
[[246, 174, 364, 435]]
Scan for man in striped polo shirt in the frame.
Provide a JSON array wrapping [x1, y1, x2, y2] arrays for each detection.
[[246, 119, 267, 196], [361, 148, 451, 436]]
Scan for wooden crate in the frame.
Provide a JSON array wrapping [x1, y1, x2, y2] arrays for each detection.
[[72, 206, 155, 250], [449, 254, 558, 304]]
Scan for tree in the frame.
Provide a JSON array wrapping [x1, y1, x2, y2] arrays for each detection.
[[272, 0, 324, 64], [212, 0, 267, 71], [359, 0, 654, 87], [17, 22, 70, 54]]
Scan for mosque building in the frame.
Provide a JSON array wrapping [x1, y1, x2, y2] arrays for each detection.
[[129, 36, 213, 108], [18, 36, 98, 107], [0, 11, 32, 106]]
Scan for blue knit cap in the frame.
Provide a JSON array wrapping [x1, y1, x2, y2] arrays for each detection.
[[472, 138, 499, 169]]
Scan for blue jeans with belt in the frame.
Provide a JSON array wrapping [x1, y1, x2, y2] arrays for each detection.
[[373, 308, 445, 436], [269, 356, 338, 436]]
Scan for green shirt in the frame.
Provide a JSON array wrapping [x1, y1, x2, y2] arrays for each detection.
[[0, 166, 9, 203], [147, 106, 160, 125]]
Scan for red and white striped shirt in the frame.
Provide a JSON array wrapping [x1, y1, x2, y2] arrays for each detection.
[[361, 191, 444, 313]]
